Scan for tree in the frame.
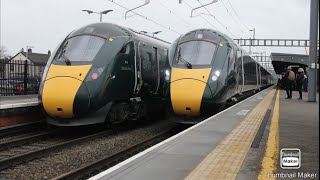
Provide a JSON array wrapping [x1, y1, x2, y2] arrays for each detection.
[[0, 45, 8, 59]]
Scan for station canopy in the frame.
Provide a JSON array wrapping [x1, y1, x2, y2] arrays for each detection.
[[270, 53, 309, 74]]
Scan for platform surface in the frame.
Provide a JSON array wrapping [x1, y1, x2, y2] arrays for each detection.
[[0, 95, 39, 109], [90, 88, 319, 180], [90, 88, 276, 180], [276, 90, 319, 176], [238, 90, 319, 180]]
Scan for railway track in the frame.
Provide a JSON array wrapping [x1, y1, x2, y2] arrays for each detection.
[[52, 125, 184, 180], [0, 119, 187, 179], [0, 121, 45, 138], [49, 88, 272, 180], [0, 129, 113, 171], [0, 130, 52, 151]]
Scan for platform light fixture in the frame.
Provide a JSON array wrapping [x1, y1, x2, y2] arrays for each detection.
[[152, 31, 162, 36], [82, 9, 113, 22], [249, 28, 256, 54]]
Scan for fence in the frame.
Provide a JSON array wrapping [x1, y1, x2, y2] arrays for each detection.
[[0, 59, 45, 96]]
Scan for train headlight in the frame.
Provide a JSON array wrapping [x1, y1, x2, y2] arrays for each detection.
[[215, 70, 220, 77], [165, 70, 170, 81], [212, 70, 220, 81], [86, 67, 104, 82], [212, 75, 218, 81]]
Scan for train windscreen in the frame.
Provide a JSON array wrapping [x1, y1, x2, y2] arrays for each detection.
[[176, 41, 217, 66], [54, 35, 105, 64]]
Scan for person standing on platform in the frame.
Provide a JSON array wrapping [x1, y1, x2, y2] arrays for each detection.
[[296, 68, 305, 99], [303, 74, 308, 92], [283, 66, 295, 99]]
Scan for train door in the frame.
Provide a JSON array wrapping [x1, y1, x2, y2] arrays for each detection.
[[112, 42, 135, 98], [236, 50, 244, 93], [258, 65, 262, 88], [133, 41, 142, 94], [139, 44, 160, 95], [256, 63, 262, 89], [256, 63, 260, 89], [256, 63, 259, 89], [226, 48, 236, 91]]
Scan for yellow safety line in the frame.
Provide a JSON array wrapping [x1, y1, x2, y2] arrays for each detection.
[[185, 89, 276, 180], [258, 89, 280, 180]]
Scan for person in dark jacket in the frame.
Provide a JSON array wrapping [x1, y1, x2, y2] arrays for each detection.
[[283, 66, 295, 99], [296, 68, 305, 99], [303, 74, 308, 92]]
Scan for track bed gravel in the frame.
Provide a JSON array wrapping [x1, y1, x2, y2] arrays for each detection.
[[0, 120, 177, 180]]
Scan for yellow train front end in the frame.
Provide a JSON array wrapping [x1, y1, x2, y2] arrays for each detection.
[[170, 68, 212, 116], [168, 29, 235, 122], [41, 65, 92, 118]]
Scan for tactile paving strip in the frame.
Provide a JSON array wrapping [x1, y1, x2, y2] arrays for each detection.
[[185, 89, 276, 180]]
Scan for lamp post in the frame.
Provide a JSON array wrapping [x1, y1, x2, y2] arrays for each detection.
[[249, 28, 255, 54], [82, 9, 113, 22]]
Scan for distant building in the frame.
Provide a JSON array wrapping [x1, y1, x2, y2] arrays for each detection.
[[2, 48, 51, 79]]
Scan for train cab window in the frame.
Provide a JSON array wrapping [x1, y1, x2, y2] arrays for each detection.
[[176, 41, 217, 66], [120, 43, 131, 54], [54, 35, 105, 64], [212, 44, 230, 70], [169, 39, 179, 65]]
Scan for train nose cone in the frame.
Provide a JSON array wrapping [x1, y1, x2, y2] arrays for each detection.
[[42, 77, 89, 118], [170, 67, 212, 116], [171, 79, 209, 116]]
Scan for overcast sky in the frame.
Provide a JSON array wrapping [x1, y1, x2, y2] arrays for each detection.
[[0, 0, 312, 56]]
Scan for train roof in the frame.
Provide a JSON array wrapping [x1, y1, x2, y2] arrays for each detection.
[[179, 28, 273, 75], [69, 23, 170, 48], [128, 28, 171, 48], [179, 29, 234, 45]]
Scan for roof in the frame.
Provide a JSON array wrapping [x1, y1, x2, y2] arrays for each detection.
[[69, 23, 171, 47], [10, 51, 50, 66], [21, 52, 50, 65], [271, 53, 309, 74]]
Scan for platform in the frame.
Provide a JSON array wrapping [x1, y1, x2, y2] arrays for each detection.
[[0, 95, 42, 128], [90, 87, 319, 180], [0, 95, 39, 109]]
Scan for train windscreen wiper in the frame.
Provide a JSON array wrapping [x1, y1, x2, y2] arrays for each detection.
[[61, 53, 71, 66], [177, 48, 192, 69], [58, 42, 71, 66]]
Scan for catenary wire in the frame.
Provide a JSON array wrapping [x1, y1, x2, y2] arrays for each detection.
[[225, 0, 251, 31], [156, 0, 197, 29], [108, 0, 182, 35], [220, 0, 245, 36], [194, 0, 240, 38], [183, 0, 220, 31]]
